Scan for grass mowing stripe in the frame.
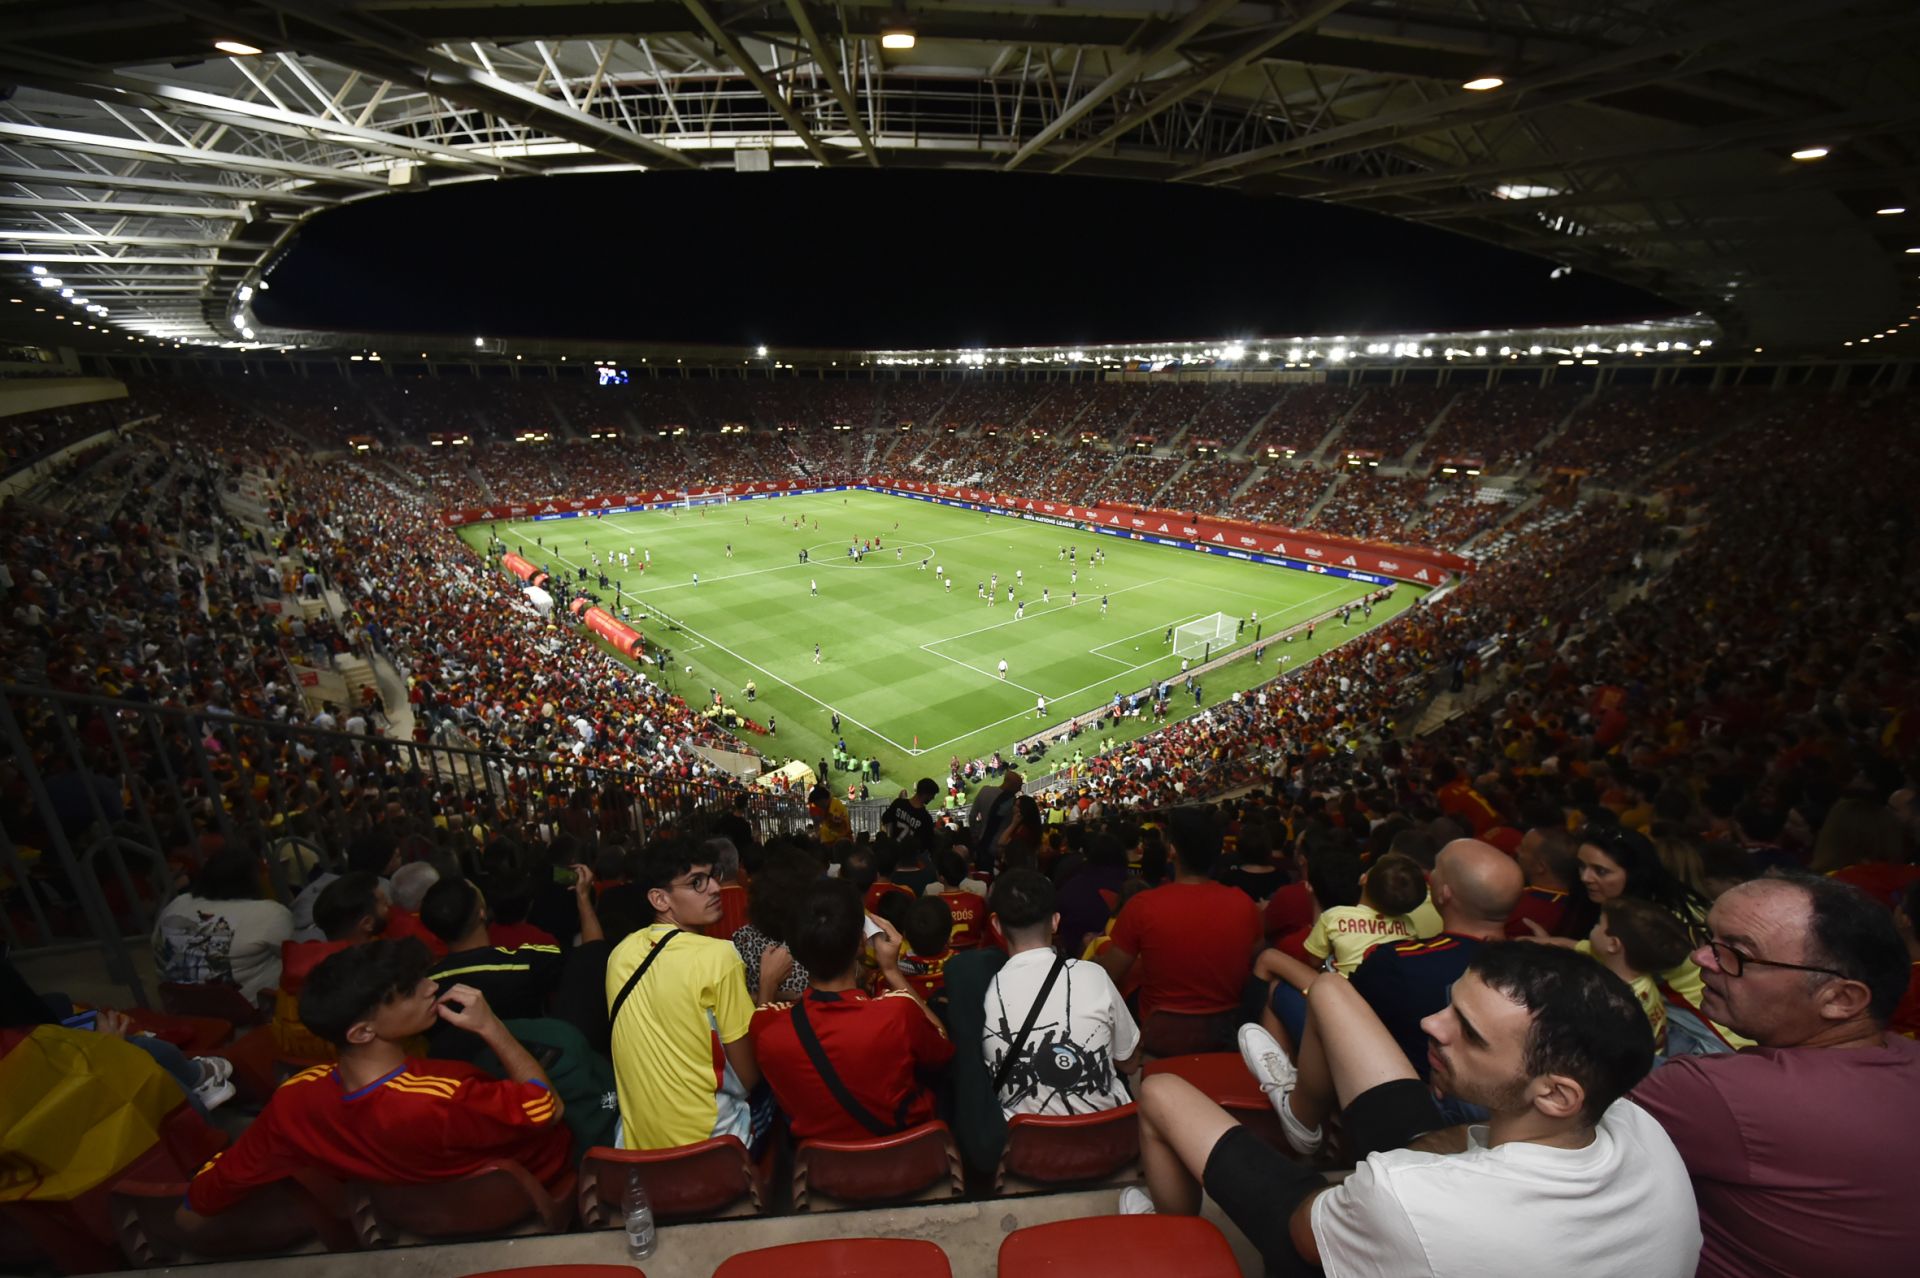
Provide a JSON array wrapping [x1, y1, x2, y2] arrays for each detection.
[[468, 490, 1417, 784]]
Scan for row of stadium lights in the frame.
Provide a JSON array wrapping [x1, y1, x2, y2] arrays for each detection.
[[867, 338, 1713, 367]]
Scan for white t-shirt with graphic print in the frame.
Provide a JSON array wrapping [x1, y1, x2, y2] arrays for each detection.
[[983, 949, 1139, 1118]]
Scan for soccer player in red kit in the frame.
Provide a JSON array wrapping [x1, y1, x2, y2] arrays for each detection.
[[187, 938, 571, 1214]]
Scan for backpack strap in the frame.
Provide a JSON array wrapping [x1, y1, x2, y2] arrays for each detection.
[[608, 928, 682, 1027], [789, 997, 906, 1136], [992, 953, 1069, 1093]]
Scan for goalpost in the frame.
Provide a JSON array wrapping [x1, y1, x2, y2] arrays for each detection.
[[1173, 612, 1239, 663]]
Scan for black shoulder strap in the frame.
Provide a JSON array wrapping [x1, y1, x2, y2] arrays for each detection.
[[608, 928, 681, 1027], [992, 953, 1069, 1092], [789, 998, 903, 1136]]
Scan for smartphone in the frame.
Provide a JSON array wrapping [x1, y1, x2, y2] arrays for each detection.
[[862, 913, 884, 939], [553, 866, 577, 887], [61, 1010, 99, 1031]]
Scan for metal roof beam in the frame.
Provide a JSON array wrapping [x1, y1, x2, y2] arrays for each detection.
[[681, 0, 833, 166], [1401, 164, 1920, 220], [0, 195, 251, 219], [1180, 2, 1914, 183], [0, 58, 542, 177], [1323, 102, 1920, 202], [1003, 0, 1240, 171], [0, 122, 387, 187], [782, 0, 879, 166], [0, 230, 240, 248], [1050, 0, 1354, 175], [0, 164, 328, 205], [201, 0, 700, 170]]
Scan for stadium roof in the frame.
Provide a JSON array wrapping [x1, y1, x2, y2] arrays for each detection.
[[2, 0, 1917, 360]]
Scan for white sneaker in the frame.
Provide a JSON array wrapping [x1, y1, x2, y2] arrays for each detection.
[[193, 1056, 236, 1111], [1237, 1024, 1323, 1157], [1118, 1186, 1157, 1216]]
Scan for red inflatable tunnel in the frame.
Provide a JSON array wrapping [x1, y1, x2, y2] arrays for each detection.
[[572, 599, 644, 659], [502, 551, 549, 589]]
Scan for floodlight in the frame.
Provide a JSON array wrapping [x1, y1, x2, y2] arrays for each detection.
[[756, 344, 768, 356], [1789, 147, 1828, 161], [214, 40, 262, 56], [37, 277, 57, 288], [474, 336, 485, 346], [1878, 207, 1906, 215], [1222, 342, 1245, 359], [1462, 77, 1504, 91], [30, 265, 46, 276], [881, 27, 916, 50]]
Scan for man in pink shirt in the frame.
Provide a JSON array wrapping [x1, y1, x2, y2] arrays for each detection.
[[1633, 874, 1920, 1277]]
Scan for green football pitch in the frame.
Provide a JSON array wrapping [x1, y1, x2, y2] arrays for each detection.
[[458, 489, 1422, 791]]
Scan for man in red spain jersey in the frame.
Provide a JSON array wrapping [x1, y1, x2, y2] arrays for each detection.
[[747, 879, 952, 1142], [187, 938, 570, 1214]]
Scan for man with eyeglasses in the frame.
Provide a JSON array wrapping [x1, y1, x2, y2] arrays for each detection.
[[604, 842, 766, 1152], [1632, 873, 1920, 1277]]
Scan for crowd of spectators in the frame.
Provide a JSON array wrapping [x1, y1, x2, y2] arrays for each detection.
[[1310, 470, 1434, 542], [1183, 383, 1286, 450], [1418, 384, 1582, 471], [4, 374, 1917, 1276], [1157, 457, 1255, 515], [1243, 385, 1362, 457], [1231, 464, 1337, 526], [0, 400, 123, 476], [1535, 387, 1745, 484], [1336, 384, 1454, 458]]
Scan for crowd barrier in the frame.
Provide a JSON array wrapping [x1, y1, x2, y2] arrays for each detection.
[[0, 682, 805, 1005]]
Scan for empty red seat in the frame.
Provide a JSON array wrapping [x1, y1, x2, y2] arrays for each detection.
[[158, 980, 265, 1026], [995, 1103, 1140, 1194], [1138, 1009, 1236, 1057], [123, 1007, 233, 1056], [451, 1258, 633, 1266], [715, 1238, 952, 1278], [576, 1137, 765, 1226], [111, 1169, 357, 1263], [347, 1161, 574, 1245], [792, 1120, 963, 1212], [1145, 1052, 1284, 1148], [997, 1214, 1239, 1277]]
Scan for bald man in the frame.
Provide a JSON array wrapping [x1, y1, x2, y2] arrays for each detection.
[[1242, 839, 1525, 1151]]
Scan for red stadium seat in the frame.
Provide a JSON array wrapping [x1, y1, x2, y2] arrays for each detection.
[[714, 1238, 953, 1278], [123, 1007, 234, 1056], [158, 980, 265, 1026], [110, 1169, 357, 1263], [1138, 1008, 1236, 1057], [1144, 1052, 1285, 1148], [703, 882, 751, 940], [997, 1214, 1240, 1277], [994, 1103, 1140, 1194], [576, 1137, 766, 1225], [347, 1161, 574, 1245], [791, 1120, 964, 1212], [458, 1269, 641, 1278]]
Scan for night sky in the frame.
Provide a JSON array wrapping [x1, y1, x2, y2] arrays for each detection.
[[256, 170, 1671, 348]]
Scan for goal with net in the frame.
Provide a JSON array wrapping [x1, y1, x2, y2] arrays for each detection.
[[1172, 612, 1239, 662]]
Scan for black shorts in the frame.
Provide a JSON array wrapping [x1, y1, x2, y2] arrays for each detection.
[[1201, 1080, 1445, 1273]]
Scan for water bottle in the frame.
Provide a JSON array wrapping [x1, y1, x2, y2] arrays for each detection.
[[623, 1168, 657, 1261]]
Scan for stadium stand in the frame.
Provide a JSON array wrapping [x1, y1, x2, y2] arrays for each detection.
[[4, 376, 1917, 1278], [1418, 384, 1583, 472]]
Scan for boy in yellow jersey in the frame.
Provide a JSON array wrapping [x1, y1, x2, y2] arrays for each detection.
[[604, 843, 766, 1150]]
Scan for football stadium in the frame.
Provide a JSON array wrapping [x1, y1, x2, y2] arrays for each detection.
[[0, 3, 1916, 1276]]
